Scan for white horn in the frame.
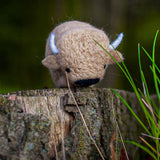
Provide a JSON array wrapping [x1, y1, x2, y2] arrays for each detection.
[[49, 33, 59, 54], [109, 33, 124, 50]]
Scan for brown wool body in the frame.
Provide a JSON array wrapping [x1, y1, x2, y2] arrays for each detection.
[[42, 21, 123, 87]]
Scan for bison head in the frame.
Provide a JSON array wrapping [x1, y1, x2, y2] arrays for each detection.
[[42, 21, 123, 87]]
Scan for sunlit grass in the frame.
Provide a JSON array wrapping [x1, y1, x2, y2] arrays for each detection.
[[96, 30, 160, 159]]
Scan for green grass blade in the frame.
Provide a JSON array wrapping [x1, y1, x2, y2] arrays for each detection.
[[150, 66, 160, 85], [151, 99, 159, 115], [152, 30, 159, 64], [152, 30, 160, 102], [95, 40, 140, 93], [152, 66, 160, 100], [138, 89, 153, 129], [107, 31, 160, 159], [138, 44, 151, 101], [138, 43, 143, 86], [96, 41, 150, 113], [140, 136, 158, 155], [95, 41, 134, 86], [140, 70, 151, 102], [142, 47, 160, 74], [96, 40, 152, 135], [111, 89, 151, 135], [125, 141, 157, 159]]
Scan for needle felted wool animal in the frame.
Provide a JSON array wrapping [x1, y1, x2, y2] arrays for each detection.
[[42, 21, 123, 87]]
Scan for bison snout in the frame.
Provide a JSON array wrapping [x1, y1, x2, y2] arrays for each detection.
[[74, 78, 100, 87]]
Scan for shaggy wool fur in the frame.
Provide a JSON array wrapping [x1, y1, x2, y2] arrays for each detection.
[[42, 21, 123, 87]]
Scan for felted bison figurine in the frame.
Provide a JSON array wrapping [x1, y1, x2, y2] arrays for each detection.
[[42, 21, 123, 87]]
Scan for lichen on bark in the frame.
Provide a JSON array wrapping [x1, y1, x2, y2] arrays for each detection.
[[0, 96, 50, 160], [0, 88, 152, 159]]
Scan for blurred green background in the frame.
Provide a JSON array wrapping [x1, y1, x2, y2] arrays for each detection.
[[0, 0, 160, 93]]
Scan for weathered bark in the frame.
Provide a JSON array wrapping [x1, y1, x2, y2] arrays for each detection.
[[0, 88, 152, 160]]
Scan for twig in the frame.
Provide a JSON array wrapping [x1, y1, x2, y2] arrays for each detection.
[[65, 72, 105, 160]]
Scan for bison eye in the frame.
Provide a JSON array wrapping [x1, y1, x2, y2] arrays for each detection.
[[65, 68, 71, 73], [104, 64, 106, 69]]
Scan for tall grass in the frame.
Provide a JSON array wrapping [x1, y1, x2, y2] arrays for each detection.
[[96, 30, 160, 159]]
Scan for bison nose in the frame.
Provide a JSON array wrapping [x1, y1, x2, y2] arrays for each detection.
[[74, 78, 100, 87]]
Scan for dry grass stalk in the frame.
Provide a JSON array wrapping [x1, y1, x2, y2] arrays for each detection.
[[65, 72, 105, 160]]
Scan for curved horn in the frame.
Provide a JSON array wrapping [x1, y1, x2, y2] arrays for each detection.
[[109, 33, 124, 50], [49, 33, 59, 54]]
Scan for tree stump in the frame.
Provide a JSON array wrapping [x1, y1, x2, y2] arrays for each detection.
[[0, 88, 149, 160]]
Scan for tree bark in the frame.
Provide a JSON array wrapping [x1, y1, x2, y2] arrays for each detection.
[[0, 88, 151, 160]]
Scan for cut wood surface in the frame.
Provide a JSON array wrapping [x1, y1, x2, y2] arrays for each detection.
[[0, 88, 151, 160]]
